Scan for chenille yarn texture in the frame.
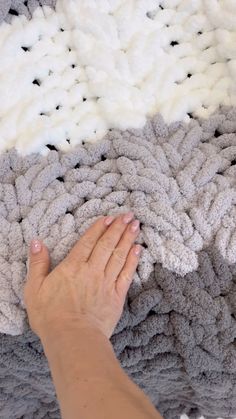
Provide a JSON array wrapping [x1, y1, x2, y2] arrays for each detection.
[[1, 110, 236, 419], [2, 245, 236, 419], [0, 0, 236, 155], [1, 107, 236, 336], [1, 1, 236, 419]]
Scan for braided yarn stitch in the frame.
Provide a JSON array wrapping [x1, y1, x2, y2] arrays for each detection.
[[0, 0, 236, 154], [1, 108, 236, 336], [1, 2, 236, 419]]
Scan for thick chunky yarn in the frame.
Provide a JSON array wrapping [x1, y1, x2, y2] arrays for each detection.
[[1, 2, 236, 419], [0, 0, 236, 154], [1, 108, 236, 336], [1, 243, 236, 419]]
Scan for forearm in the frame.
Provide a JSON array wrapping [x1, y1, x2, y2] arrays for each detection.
[[40, 321, 162, 419]]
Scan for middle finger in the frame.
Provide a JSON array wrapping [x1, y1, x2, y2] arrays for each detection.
[[105, 218, 140, 280], [88, 211, 134, 270]]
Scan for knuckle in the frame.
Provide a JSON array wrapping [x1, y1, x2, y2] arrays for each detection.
[[30, 259, 45, 267], [119, 271, 132, 282], [100, 236, 114, 250], [113, 247, 127, 263]]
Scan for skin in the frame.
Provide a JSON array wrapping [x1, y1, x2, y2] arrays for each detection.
[[24, 211, 163, 419]]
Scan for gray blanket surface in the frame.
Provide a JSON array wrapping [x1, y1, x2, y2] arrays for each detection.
[[1, 109, 236, 419], [1, 1, 236, 418], [1, 244, 236, 419]]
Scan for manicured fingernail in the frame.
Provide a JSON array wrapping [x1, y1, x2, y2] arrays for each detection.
[[104, 215, 115, 226], [133, 244, 141, 256], [130, 219, 139, 232], [30, 239, 42, 254], [123, 211, 134, 224]]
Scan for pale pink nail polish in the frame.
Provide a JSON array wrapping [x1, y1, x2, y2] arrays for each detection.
[[130, 219, 140, 232], [104, 215, 115, 226], [123, 211, 134, 224], [134, 244, 141, 256], [30, 239, 42, 254]]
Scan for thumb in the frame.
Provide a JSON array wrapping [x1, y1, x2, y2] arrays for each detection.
[[26, 239, 50, 290]]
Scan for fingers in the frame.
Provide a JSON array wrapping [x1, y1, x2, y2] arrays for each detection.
[[25, 239, 50, 296], [115, 244, 141, 300], [105, 219, 140, 280], [88, 212, 135, 269], [65, 215, 114, 265]]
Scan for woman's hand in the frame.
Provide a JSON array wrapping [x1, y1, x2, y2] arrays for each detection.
[[24, 212, 141, 341]]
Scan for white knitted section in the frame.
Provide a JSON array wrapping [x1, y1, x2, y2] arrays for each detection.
[[0, 0, 236, 155]]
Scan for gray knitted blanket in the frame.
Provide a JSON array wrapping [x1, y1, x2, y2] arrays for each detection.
[[1, 2, 236, 419]]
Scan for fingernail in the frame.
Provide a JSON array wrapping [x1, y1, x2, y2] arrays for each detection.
[[133, 244, 141, 256], [123, 211, 134, 224], [30, 239, 42, 254], [130, 219, 139, 232], [104, 215, 115, 226]]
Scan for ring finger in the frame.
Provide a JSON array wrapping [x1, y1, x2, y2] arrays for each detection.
[[105, 219, 140, 281]]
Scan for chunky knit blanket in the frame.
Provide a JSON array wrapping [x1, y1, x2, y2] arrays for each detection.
[[1, 1, 236, 419]]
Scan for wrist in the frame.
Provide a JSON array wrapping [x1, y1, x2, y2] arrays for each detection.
[[39, 316, 107, 346], [40, 317, 125, 388]]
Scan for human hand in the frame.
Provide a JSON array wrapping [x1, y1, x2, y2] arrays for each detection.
[[24, 212, 142, 341]]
